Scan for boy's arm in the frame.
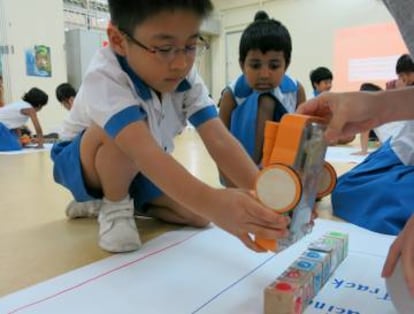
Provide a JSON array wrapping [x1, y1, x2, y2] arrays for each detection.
[[115, 120, 289, 251], [296, 81, 307, 108], [217, 89, 238, 186], [353, 131, 369, 155], [21, 107, 44, 147], [218, 89, 236, 129], [197, 117, 259, 190], [360, 131, 369, 154]]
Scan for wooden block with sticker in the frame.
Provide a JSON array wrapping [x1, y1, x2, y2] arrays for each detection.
[[264, 232, 349, 314]]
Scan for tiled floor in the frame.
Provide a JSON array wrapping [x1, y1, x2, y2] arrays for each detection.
[[0, 128, 352, 296]]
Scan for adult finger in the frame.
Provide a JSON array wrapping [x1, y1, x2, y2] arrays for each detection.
[[400, 241, 414, 297], [382, 236, 403, 277]]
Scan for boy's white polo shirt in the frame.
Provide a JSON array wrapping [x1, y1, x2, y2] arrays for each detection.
[[391, 120, 414, 166], [60, 47, 217, 153], [0, 100, 32, 129]]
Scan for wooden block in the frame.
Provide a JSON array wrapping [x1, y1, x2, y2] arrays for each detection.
[[264, 281, 303, 314], [300, 250, 331, 285], [263, 231, 349, 313]]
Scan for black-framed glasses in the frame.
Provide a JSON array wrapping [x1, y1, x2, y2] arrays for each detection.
[[119, 28, 209, 63]]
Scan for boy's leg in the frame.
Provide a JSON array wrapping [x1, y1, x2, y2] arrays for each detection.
[[146, 195, 210, 228], [80, 124, 141, 252], [129, 173, 209, 228]]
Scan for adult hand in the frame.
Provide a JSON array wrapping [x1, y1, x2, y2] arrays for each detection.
[[297, 92, 383, 143], [382, 215, 414, 297]]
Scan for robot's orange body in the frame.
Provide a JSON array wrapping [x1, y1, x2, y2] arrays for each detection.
[[255, 114, 337, 252]]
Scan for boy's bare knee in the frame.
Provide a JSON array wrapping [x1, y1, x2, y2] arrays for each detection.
[[146, 196, 210, 228]]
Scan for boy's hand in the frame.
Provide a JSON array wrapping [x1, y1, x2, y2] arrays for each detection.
[[31, 136, 44, 148], [207, 188, 290, 252]]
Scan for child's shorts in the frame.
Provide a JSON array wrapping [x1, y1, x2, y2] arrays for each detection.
[[0, 123, 22, 151], [332, 140, 414, 235], [51, 132, 163, 214]]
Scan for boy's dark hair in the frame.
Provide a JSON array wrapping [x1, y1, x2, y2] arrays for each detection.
[[56, 83, 76, 103], [239, 10, 292, 67], [22, 87, 48, 109], [360, 82, 382, 92], [108, 0, 214, 34], [310, 67, 333, 88], [396, 54, 414, 74]]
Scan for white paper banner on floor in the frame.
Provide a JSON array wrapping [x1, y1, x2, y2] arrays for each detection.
[[325, 146, 374, 164], [0, 219, 398, 314], [0, 143, 53, 155]]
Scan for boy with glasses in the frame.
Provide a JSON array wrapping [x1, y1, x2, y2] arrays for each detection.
[[51, 0, 289, 253]]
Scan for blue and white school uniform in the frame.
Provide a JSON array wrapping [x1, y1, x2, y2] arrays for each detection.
[[51, 47, 217, 211], [226, 74, 299, 160], [0, 100, 31, 151], [332, 121, 414, 235]]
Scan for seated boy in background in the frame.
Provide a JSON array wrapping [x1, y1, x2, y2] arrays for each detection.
[[386, 53, 414, 89], [0, 87, 48, 151], [55, 82, 103, 216], [310, 66, 355, 144], [51, 0, 289, 253], [218, 10, 306, 186], [39, 82, 79, 143], [309, 66, 333, 97], [373, 54, 414, 147], [333, 54, 414, 233], [56, 83, 77, 111]]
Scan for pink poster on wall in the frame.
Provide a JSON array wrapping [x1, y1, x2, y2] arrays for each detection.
[[334, 23, 408, 92]]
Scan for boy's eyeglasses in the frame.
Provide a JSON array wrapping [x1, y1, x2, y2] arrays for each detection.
[[119, 29, 209, 62]]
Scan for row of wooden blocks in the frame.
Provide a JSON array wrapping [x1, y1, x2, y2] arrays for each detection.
[[264, 231, 349, 314]]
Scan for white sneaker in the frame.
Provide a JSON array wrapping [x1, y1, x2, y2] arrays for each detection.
[[65, 199, 102, 218], [98, 198, 141, 253]]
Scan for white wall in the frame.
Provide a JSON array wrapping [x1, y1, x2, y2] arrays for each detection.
[[0, 0, 67, 133], [0, 0, 397, 119], [210, 0, 394, 100]]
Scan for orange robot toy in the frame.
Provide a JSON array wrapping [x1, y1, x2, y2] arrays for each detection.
[[255, 114, 337, 252]]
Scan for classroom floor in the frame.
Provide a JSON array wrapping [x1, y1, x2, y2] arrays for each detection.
[[0, 128, 352, 297]]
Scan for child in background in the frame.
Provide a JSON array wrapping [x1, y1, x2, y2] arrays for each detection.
[[0, 87, 48, 151], [56, 83, 76, 111], [309, 66, 355, 144], [51, 0, 289, 253], [309, 66, 333, 97], [332, 120, 414, 236], [370, 54, 414, 147], [55, 82, 103, 219], [352, 82, 382, 156], [218, 10, 306, 186], [392, 54, 414, 88], [385, 54, 414, 90], [332, 58, 414, 231]]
